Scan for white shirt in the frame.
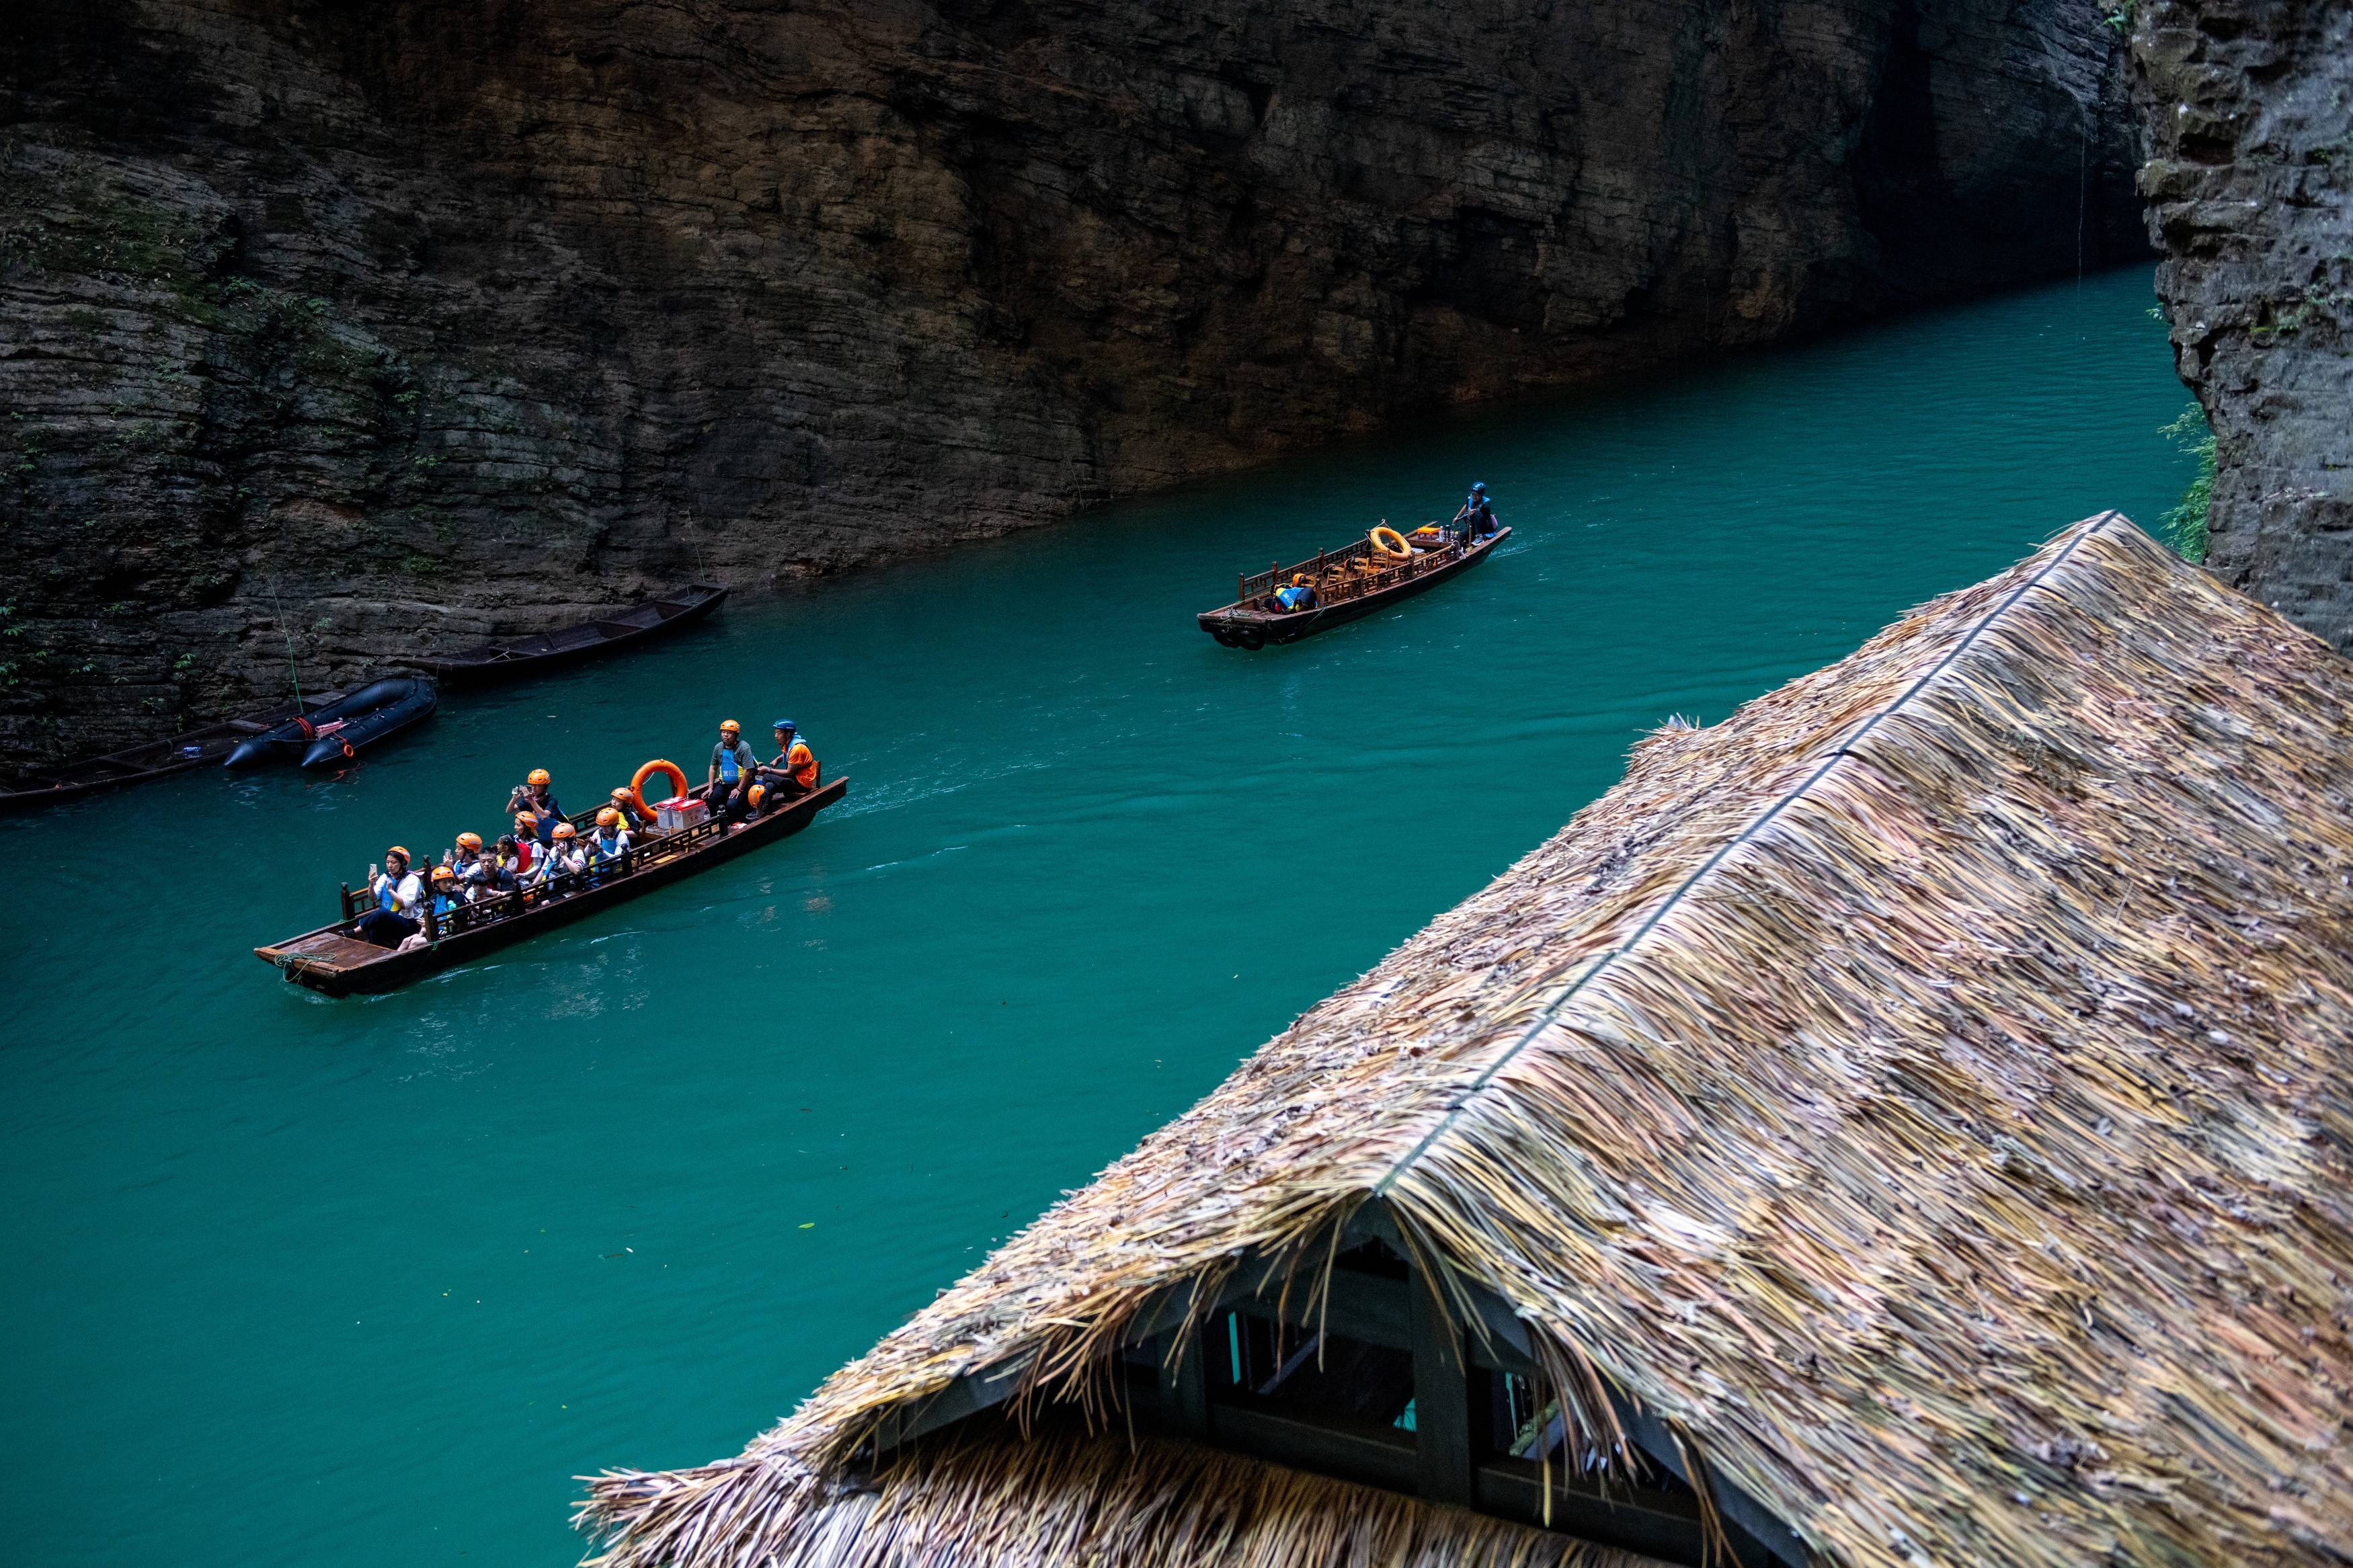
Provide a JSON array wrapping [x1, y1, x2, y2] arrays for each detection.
[[373, 870, 424, 914]]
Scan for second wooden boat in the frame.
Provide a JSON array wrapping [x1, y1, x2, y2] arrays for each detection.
[[1198, 526, 1511, 649], [407, 583, 729, 686], [0, 690, 348, 814], [255, 776, 847, 996]]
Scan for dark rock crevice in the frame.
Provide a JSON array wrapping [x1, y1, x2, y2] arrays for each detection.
[[1, 0, 2145, 763], [2126, 0, 2351, 652]]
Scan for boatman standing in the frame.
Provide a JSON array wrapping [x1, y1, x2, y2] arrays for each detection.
[[707, 719, 759, 823], [504, 768, 563, 845]]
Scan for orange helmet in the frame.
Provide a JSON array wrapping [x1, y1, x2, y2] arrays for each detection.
[[552, 822, 577, 839], [527, 768, 551, 787], [1291, 573, 1307, 585], [597, 807, 621, 828], [610, 786, 633, 800], [430, 865, 456, 884], [747, 784, 766, 809], [455, 832, 483, 853], [514, 813, 535, 831], [719, 719, 741, 735], [386, 844, 410, 864]]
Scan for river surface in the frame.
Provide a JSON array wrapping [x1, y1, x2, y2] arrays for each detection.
[[3, 267, 2194, 1568]]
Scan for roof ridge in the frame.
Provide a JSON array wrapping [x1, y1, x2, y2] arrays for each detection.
[[1371, 511, 2126, 1198]]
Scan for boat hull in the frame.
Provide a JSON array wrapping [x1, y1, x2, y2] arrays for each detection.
[[255, 776, 847, 997], [1198, 527, 1509, 648], [412, 585, 728, 686], [0, 692, 350, 813]]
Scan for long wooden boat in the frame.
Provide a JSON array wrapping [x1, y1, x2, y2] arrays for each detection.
[[255, 775, 848, 996], [405, 583, 729, 685], [1197, 526, 1511, 649], [0, 690, 348, 813]]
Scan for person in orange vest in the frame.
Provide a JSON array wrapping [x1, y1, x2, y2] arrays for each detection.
[[757, 719, 820, 806]]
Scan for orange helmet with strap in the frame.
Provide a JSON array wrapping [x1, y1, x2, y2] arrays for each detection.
[[527, 768, 551, 787], [455, 832, 483, 853], [553, 822, 577, 840]]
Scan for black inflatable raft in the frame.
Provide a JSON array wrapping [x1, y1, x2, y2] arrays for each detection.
[[223, 677, 439, 769]]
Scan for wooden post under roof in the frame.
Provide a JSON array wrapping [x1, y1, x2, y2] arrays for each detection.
[[1409, 1262, 1476, 1508]]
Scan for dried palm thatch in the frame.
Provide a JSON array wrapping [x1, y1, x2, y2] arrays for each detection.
[[582, 513, 2353, 1568], [657, 1419, 1669, 1568]]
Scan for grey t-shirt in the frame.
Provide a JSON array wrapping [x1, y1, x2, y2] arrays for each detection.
[[712, 739, 758, 784]]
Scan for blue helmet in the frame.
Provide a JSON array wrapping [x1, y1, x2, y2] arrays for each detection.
[[772, 718, 795, 734], [1470, 481, 1488, 495]]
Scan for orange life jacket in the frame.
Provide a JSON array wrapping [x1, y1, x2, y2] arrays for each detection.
[[788, 739, 818, 790]]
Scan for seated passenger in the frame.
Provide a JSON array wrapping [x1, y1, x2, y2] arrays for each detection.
[[428, 864, 463, 925], [483, 836, 522, 899], [608, 785, 656, 834], [1273, 573, 1318, 612], [707, 720, 758, 823], [448, 831, 486, 891], [511, 815, 544, 880], [543, 821, 588, 889], [504, 768, 563, 845], [356, 845, 424, 948], [592, 807, 633, 867]]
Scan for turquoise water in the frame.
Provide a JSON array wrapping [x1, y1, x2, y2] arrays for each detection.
[[3, 268, 2192, 1568]]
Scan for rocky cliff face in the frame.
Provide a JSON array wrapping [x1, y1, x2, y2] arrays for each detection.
[[2128, 0, 2351, 651], [1, 0, 2143, 764]]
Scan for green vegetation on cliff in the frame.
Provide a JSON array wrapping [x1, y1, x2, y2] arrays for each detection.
[[2161, 402, 2215, 563]]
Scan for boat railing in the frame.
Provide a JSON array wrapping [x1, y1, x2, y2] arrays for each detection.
[[331, 799, 754, 944], [1234, 530, 1462, 610]]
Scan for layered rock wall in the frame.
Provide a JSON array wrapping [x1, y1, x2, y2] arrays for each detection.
[[1, 0, 2143, 761], [2128, 0, 2352, 651]]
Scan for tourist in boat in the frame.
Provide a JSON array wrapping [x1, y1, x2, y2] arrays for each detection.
[[510, 815, 545, 879], [505, 768, 563, 844], [484, 835, 523, 899], [543, 821, 589, 891], [592, 807, 633, 871], [447, 831, 486, 891], [357, 845, 426, 947], [707, 719, 758, 822], [428, 865, 464, 925], [608, 784, 656, 834], [1273, 573, 1318, 613]]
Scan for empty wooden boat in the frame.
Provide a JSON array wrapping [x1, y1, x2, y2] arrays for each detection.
[[0, 690, 348, 813], [1198, 526, 1511, 649], [407, 584, 729, 686]]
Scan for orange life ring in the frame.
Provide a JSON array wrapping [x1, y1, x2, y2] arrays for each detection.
[[631, 758, 690, 817], [1369, 526, 1412, 559]]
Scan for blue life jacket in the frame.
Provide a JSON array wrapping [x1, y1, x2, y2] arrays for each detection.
[[719, 744, 744, 783], [377, 882, 399, 914], [1276, 584, 1313, 612]]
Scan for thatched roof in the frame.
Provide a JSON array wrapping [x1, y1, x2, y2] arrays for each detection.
[[582, 513, 2353, 1568]]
